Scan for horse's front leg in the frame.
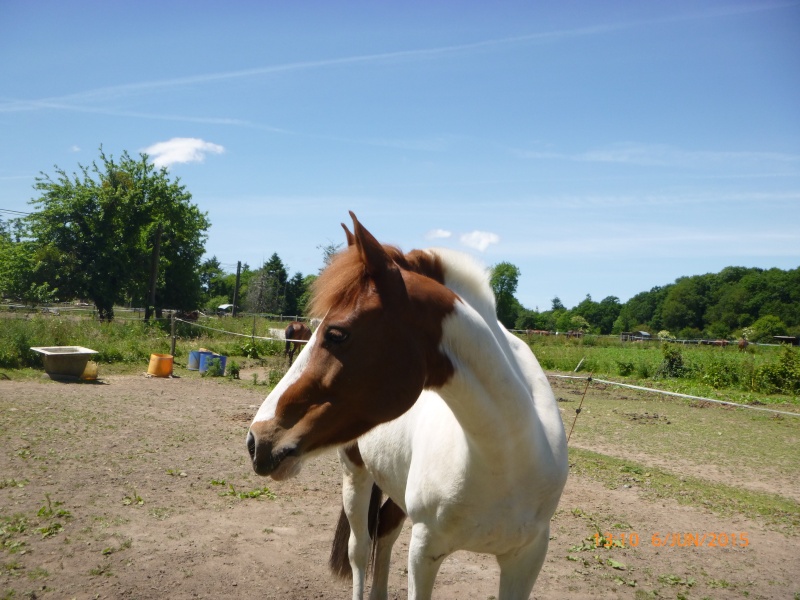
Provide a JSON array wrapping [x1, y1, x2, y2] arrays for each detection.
[[496, 525, 550, 600], [338, 447, 375, 600], [407, 522, 449, 600]]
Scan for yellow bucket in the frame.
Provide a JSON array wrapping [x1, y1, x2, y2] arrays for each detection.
[[80, 361, 98, 380], [147, 354, 173, 377]]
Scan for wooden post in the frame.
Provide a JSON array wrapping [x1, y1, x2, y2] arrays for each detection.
[[170, 311, 176, 357]]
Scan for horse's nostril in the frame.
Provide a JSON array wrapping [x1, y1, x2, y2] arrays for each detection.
[[246, 430, 256, 460]]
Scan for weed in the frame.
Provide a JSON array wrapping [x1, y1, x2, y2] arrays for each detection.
[[268, 369, 283, 387], [0, 515, 28, 554], [101, 538, 131, 556], [38, 522, 63, 538], [202, 357, 225, 377], [221, 484, 276, 500], [88, 563, 113, 577], [658, 574, 695, 587], [0, 479, 27, 490], [37, 494, 71, 519], [149, 508, 172, 521], [2, 559, 23, 575], [227, 360, 240, 379], [122, 486, 143, 506], [26, 567, 49, 580]]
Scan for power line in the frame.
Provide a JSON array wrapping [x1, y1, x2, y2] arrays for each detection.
[[0, 208, 32, 216]]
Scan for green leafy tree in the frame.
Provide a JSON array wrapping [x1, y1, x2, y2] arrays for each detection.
[[490, 262, 521, 329], [199, 256, 232, 307], [246, 254, 290, 315], [662, 276, 708, 332], [284, 272, 307, 317], [750, 315, 787, 343], [0, 220, 40, 302], [24, 149, 209, 320]]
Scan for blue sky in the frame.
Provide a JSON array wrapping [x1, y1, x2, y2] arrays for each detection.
[[1, 1, 798, 311]]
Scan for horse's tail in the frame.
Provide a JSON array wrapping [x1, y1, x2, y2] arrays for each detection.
[[329, 483, 382, 580], [284, 339, 291, 356]]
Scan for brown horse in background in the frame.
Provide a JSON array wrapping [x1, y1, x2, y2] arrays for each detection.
[[284, 321, 311, 366]]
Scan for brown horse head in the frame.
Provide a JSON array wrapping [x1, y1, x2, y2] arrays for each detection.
[[247, 212, 455, 479]]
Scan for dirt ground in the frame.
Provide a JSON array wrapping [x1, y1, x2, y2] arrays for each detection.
[[1, 372, 798, 599]]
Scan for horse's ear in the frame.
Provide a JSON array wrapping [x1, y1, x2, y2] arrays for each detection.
[[341, 223, 355, 247], [349, 211, 392, 278]]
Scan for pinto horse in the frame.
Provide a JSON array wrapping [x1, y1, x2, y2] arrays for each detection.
[[283, 321, 311, 366], [247, 213, 568, 600]]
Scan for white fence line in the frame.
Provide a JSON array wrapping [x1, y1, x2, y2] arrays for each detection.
[[549, 374, 799, 418], [174, 318, 310, 344]]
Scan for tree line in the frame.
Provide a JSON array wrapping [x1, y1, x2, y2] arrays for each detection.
[[1, 149, 797, 341], [492, 262, 800, 343]]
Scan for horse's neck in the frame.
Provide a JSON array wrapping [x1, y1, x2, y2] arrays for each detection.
[[437, 301, 544, 451]]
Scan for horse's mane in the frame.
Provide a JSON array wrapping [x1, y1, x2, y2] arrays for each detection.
[[425, 247, 498, 327], [309, 244, 495, 323]]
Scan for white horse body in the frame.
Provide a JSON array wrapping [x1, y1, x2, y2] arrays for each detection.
[[248, 218, 568, 600], [339, 249, 568, 599]]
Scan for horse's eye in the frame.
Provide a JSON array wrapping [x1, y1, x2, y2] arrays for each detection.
[[324, 327, 349, 344]]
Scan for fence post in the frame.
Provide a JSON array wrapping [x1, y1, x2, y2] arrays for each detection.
[[170, 312, 176, 357]]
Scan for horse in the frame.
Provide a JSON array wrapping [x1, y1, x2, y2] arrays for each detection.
[[247, 212, 568, 600], [283, 321, 311, 366]]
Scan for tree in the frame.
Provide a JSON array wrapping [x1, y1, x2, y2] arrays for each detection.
[[317, 240, 343, 272], [24, 149, 209, 320], [284, 272, 307, 317], [490, 262, 521, 329], [245, 254, 290, 315], [199, 256, 227, 300], [0, 221, 44, 303], [750, 315, 787, 343]]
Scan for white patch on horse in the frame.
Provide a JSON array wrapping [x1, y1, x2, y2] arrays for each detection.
[[251, 329, 318, 423]]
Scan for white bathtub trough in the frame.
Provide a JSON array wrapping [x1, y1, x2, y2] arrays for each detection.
[[31, 346, 98, 379]]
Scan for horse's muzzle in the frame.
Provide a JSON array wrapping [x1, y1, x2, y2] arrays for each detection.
[[246, 426, 300, 479]]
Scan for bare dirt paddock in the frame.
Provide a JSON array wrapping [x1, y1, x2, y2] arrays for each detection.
[[1, 374, 798, 599]]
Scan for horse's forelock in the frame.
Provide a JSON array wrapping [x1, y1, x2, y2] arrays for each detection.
[[309, 247, 369, 319], [308, 244, 447, 320]]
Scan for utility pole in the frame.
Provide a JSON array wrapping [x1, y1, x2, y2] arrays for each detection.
[[231, 261, 241, 317]]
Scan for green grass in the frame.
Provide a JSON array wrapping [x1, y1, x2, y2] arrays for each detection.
[[569, 447, 799, 533], [526, 334, 800, 401], [0, 311, 287, 370], [559, 376, 800, 476]]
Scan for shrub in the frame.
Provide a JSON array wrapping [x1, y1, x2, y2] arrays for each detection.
[[616, 360, 635, 376], [701, 356, 738, 389], [655, 343, 686, 378], [754, 345, 800, 395]]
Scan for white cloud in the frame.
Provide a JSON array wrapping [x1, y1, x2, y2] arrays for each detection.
[[426, 228, 452, 240], [69, 145, 80, 153], [143, 137, 224, 168], [460, 230, 500, 252]]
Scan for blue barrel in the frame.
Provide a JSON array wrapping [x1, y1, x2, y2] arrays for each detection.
[[197, 351, 214, 373], [187, 350, 201, 370], [199, 352, 226, 375]]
